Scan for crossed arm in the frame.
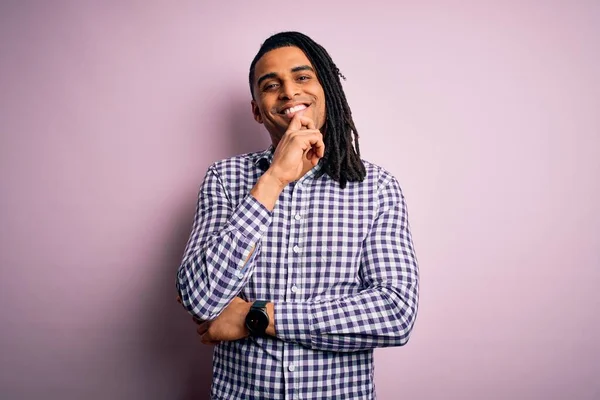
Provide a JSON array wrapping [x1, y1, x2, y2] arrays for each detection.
[[176, 166, 419, 351]]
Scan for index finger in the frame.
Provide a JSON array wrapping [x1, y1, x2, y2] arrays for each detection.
[[297, 115, 316, 130], [287, 111, 316, 132]]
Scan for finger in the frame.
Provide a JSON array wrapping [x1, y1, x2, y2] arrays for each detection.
[[287, 114, 316, 132], [192, 315, 204, 325], [286, 130, 323, 145], [300, 115, 316, 131], [314, 139, 325, 158], [288, 129, 321, 136], [305, 135, 325, 163], [286, 112, 305, 132], [307, 147, 325, 165], [196, 322, 210, 335], [201, 338, 221, 346], [291, 131, 324, 150], [297, 115, 316, 130], [200, 332, 220, 346]]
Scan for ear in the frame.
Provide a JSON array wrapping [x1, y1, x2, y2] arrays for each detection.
[[251, 100, 263, 124]]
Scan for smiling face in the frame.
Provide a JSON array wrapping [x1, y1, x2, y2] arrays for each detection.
[[251, 46, 326, 147]]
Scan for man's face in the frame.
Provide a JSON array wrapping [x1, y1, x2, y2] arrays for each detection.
[[251, 46, 326, 146]]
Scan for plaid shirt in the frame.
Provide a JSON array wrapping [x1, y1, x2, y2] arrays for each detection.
[[177, 147, 419, 400]]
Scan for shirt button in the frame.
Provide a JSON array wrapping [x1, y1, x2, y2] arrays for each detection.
[[259, 225, 267, 232], [288, 364, 295, 372], [235, 271, 244, 279], [294, 214, 301, 221], [293, 245, 300, 253], [291, 285, 298, 293]]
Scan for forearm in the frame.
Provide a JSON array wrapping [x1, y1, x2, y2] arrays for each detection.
[[250, 169, 286, 211], [177, 248, 254, 322], [178, 166, 291, 321], [177, 166, 275, 320], [177, 201, 267, 320], [272, 284, 418, 352]]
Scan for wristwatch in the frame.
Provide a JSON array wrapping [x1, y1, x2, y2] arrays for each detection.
[[245, 300, 269, 336]]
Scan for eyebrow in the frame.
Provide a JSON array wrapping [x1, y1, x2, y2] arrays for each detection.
[[256, 65, 315, 87]]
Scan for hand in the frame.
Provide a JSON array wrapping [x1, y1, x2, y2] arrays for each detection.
[[268, 112, 325, 186], [196, 297, 251, 345]]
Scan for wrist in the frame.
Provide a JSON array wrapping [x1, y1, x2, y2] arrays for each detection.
[[245, 300, 271, 336], [250, 170, 287, 211], [240, 301, 252, 337], [265, 302, 276, 336], [243, 301, 276, 337], [262, 168, 288, 190]]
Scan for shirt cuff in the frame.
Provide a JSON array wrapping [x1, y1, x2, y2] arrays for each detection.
[[229, 194, 272, 245], [275, 301, 313, 345]]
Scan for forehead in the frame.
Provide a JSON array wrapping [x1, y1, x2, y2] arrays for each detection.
[[254, 46, 314, 80]]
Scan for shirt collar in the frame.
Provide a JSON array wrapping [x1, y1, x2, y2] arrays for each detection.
[[252, 145, 275, 172]]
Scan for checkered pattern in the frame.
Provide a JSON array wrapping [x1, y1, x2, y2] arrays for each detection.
[[177, 147, 419, 400]]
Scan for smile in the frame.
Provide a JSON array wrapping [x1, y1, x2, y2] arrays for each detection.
[[280, 104, 308, 115], [283, 104, 307, 115], [278, 104, 311, 120]]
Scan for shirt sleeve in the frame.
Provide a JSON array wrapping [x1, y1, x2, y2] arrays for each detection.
[[176, 165, 272, 321], [275, 176, 419, 352]]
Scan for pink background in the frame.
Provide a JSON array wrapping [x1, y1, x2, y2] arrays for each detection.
[[1, 1, 599, 399]]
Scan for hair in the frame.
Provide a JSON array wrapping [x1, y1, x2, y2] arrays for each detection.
[[249, 31, 366, 189]]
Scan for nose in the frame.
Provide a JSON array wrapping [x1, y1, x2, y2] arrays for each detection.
[[278, 79, 300, 100]]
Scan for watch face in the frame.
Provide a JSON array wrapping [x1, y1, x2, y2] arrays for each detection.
[[246, 309, 269, 334]]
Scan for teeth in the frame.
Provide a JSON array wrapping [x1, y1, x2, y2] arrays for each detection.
[[283, 104, 307, 114]]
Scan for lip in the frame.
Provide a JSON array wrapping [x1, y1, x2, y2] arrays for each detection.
[[278, 102, 311, 119]]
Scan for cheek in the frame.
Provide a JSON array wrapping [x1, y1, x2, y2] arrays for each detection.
[[318, 91, 326, 112], [265, 106, 280, 120], [318, 99, 326, 117]]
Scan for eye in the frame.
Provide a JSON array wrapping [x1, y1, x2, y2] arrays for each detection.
[[297, 75, 311, 82], [263, 82, 279, 91]]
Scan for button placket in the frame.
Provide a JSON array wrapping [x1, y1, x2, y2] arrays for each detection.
[[286, 182, 303, 303], [283, 182, 307, 399]]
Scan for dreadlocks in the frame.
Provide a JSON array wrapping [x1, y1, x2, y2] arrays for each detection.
[[249, 31, 366, 189]]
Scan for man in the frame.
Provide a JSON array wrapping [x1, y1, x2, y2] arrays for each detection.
[[176, 31, 419, 400]]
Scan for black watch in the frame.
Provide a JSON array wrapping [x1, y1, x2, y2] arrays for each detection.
[[245, 300, 269, 336]]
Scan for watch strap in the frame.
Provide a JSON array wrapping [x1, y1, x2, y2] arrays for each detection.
[[251, 300, 268, 310]]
